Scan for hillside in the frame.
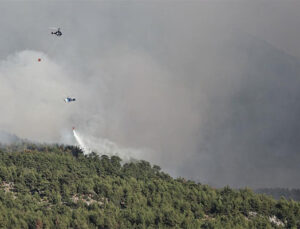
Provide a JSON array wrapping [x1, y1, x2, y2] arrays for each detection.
[[0, 143, 299, 228]]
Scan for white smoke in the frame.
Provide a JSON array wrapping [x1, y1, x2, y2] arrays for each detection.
[[0, 50, 79, 142]]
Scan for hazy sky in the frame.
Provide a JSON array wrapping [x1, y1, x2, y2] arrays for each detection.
[[1, 0, 300, 188]]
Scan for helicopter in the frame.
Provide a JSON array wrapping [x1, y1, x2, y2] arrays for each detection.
[[50, 27, 62, 36], [64, 97, 76, 103]]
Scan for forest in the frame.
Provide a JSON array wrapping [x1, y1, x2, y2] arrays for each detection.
[[0, 142, 299, 228]]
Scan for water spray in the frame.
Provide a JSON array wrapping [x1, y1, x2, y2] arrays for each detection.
[[71, 127, 149, 162], [72, 127, 91, 155]]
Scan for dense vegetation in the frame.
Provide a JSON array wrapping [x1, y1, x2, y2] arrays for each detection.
[[0, 143, 299, 228]]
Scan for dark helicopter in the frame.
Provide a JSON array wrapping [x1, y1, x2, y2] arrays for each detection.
[[50, 27, 62, 36]]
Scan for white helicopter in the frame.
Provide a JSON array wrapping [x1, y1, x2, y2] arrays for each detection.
[[64, 97, 76, 103]]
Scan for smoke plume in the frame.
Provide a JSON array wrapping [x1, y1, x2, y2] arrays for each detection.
[[1, 1, 300, 188]]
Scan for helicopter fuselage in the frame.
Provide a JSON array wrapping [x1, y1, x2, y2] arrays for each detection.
[[51, 31, 62, 36]]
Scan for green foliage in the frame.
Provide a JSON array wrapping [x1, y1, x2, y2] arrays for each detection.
[[0, 143, 298, 228]]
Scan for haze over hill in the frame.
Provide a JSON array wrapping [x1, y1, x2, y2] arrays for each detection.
[[1, 1, 300, 188]]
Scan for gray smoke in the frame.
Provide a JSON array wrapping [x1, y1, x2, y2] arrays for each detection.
[[0, 1, 300, 188], [0, 131, 20, 145]]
